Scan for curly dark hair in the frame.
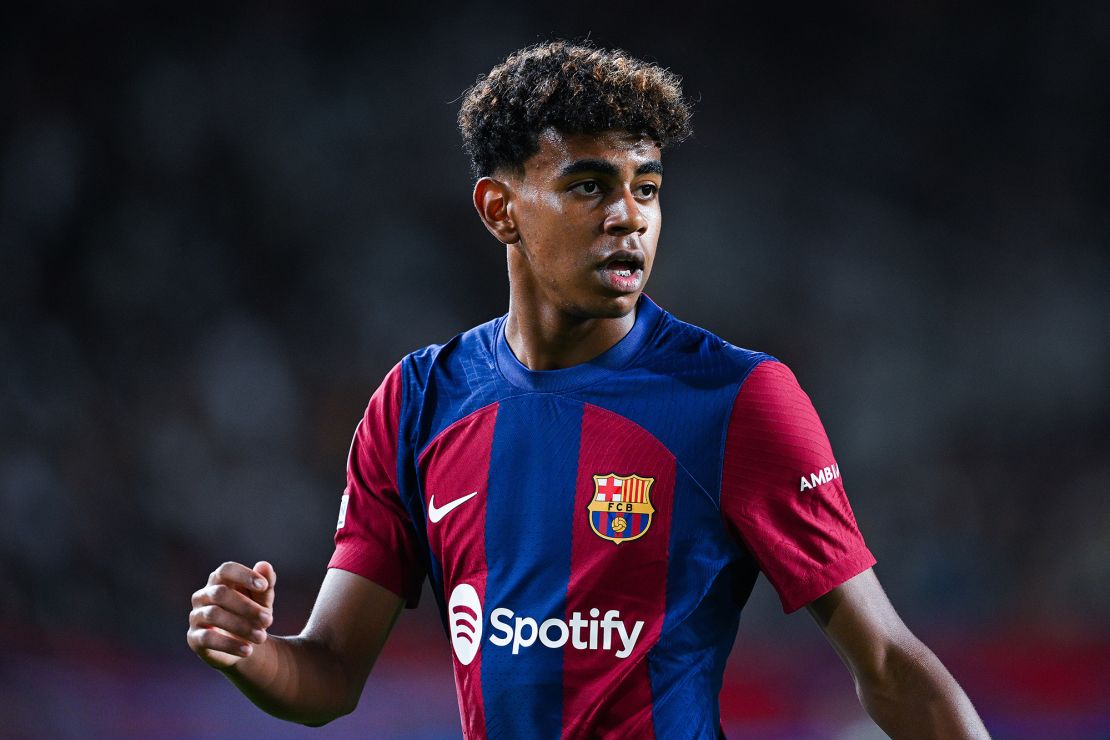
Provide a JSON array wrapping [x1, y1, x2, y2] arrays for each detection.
[[458, 41, 693, 178]]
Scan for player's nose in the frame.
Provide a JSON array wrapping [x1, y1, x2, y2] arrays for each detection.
[[603, 188, 649, 236]]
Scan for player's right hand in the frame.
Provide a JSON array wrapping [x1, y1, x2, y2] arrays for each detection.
[[187, 560, 275, 670]]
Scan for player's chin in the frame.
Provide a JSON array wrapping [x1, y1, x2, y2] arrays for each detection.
[[589, 291, 641, 319]]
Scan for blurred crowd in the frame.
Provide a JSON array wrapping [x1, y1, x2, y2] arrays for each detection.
[[2, 1, 1107, 686]]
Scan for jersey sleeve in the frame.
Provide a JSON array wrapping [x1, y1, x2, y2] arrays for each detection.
[[328, 362, 425, 606], [720, 360, 875, 613]]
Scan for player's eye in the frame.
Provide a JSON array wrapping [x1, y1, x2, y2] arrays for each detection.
[[635, 183, 659, 198], [571, 181, 601, 195]]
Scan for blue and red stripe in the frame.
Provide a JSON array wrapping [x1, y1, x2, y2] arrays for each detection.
[[482, 395, 583, 738], [419, 402, 499, 738], [562, 403, 675, 738]]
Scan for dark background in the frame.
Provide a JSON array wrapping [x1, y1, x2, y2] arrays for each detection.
[[2, 3, 1107, 737]]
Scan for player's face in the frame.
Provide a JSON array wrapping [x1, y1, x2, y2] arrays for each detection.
[[507, 128, 662, 320]]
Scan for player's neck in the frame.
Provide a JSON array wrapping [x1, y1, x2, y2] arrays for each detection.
[[503, 301, 637, 372]]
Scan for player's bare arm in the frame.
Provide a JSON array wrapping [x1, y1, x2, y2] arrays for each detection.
[[809, 568, 990, 738], [187, 561, 403, 726]]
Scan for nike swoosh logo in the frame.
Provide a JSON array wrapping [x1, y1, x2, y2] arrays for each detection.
[[428, 491, 479, 523]]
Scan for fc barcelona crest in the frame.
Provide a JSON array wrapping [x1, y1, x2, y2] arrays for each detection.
[[588, 473, 655, 544]]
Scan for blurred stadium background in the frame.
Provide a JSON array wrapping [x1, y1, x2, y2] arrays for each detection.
[[2, 4, 1107, 738]]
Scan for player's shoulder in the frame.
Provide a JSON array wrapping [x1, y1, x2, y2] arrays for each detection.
[[648, 301, 779, 387], [654, 306, 817, 409], [398, 315, 503, 392]]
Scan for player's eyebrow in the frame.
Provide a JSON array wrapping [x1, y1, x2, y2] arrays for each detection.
[[560, 159, 619, 178], [558, 159, 664, 179]]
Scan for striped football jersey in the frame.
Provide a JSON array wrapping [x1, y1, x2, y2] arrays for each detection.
[[330, 295, 875, 738]]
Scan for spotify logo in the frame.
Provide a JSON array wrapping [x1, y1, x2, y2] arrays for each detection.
[[448, 583, 483, 665], [446, 582, 645, 664]]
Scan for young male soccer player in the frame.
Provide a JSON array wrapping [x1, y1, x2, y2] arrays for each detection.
[[187, 42, 989, 738]]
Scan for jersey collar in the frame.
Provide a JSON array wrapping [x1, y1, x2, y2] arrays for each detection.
[[494, 294, 663, 393]]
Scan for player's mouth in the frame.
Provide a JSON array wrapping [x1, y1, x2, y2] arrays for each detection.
[[597, 251, 645, 293]]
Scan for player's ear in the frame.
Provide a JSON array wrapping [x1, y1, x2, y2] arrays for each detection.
[[473, 177, 519, 245]]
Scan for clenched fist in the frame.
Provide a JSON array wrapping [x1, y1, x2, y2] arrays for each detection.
[[187, 560, 276, 669]]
